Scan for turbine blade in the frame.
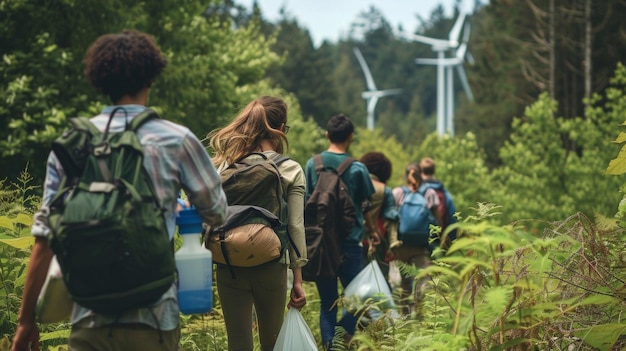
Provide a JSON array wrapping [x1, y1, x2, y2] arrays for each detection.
[[466, 51, 476, 65], [415, 58, 439, 65], [456, 43, 467, 60], [379, 89, 403, 96], [455, 65, 474, 102], [353, 47, 378, 91], [416, 57, 461, 66], [448, 10, 467, 45], [462, 22, 471, 44], [402, 33, 452, 48]]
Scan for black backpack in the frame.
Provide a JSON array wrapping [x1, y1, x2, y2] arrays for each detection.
[[48, 108, 175, 315], [302, 155, 356, 281]]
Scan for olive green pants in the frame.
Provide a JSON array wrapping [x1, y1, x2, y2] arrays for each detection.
[[68, 324, 180, 351], [392, 245, 431, 314], [216, 262, 288, 351]]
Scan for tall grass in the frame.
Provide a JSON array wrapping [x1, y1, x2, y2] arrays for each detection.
[[1, 172, 624, 350]]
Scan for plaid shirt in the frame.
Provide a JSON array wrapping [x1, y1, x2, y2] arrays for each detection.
[[32, 104, 227, 330]]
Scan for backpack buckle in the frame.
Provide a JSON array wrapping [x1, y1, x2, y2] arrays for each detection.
[[94, 143, 111, 156], [89, 182, 116, 193]]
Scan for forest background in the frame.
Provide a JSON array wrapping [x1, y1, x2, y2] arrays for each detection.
[[3, 0, 626, 225], [1, 0, 625, 349]]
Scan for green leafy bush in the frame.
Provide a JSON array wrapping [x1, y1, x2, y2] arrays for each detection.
[[344, 206, 625, 351]]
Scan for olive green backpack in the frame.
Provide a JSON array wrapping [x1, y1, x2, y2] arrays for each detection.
[[48, 107, 175, 315], [208, 153, 300, 277]]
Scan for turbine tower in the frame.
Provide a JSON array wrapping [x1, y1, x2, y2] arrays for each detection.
[[415, 22, 474, 136], [353, 47, 402, 130], [405, 10, 468, 136]]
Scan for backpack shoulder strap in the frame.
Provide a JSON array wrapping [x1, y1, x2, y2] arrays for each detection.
[[51, 117, 102, 180], [336, 157, 355, 176], [268, 153, 303, 259], [267, 153, 289, 192], [129, 108, 160, 132], [401, 185, 411, 196], [417, 183, 429, 195], [236, 152, 268, 165], [270, 153, 290, 167], [313, 154, 324, 173], [69, 117, 101, 137]]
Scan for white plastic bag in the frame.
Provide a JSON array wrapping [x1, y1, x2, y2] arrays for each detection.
[[273, 308, 317, 351], [343, 260, 395, 314], [35, 255, 73, 323]]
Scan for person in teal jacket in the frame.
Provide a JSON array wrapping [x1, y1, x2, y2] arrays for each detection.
[[305, 114, 375, 349]]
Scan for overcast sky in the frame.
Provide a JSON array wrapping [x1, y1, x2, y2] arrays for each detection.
[[243, 0, 477, 46]]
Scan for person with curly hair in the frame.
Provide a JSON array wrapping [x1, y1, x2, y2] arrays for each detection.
[[11, 30, 227, 351], [359, 152, 400, 282], [207, 96, 308, 351]]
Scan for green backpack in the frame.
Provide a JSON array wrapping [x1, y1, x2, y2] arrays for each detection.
[[48, 107, 175, 315]]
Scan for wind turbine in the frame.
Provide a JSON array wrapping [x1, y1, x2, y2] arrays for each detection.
[[415, 21, 474, 136], [353, 47, 402, 130], [405, 10, 468, 136]]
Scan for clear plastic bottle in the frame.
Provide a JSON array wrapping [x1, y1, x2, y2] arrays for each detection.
[[175, 208, 212, 314]]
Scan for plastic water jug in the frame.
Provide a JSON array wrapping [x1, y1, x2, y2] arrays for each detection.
[[175, 208, 212, 314]]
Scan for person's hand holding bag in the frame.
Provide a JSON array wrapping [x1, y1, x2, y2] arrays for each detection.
[[288, 267, 306, 309], [288, 282, 306, 309]]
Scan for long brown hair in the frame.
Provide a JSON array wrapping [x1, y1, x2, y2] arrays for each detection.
[[405, 162, 422, 192], [207, 96, 289, 166]]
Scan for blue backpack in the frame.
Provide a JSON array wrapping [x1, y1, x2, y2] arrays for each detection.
[[397, 186, 439, 248], [418, 180, 458, 242]]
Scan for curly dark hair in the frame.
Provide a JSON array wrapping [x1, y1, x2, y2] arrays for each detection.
[[83, 30, 167, 103], [360, 152, 392, 183]]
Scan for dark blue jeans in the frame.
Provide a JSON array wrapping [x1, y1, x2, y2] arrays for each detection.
[[315, 242, 363, 346]]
